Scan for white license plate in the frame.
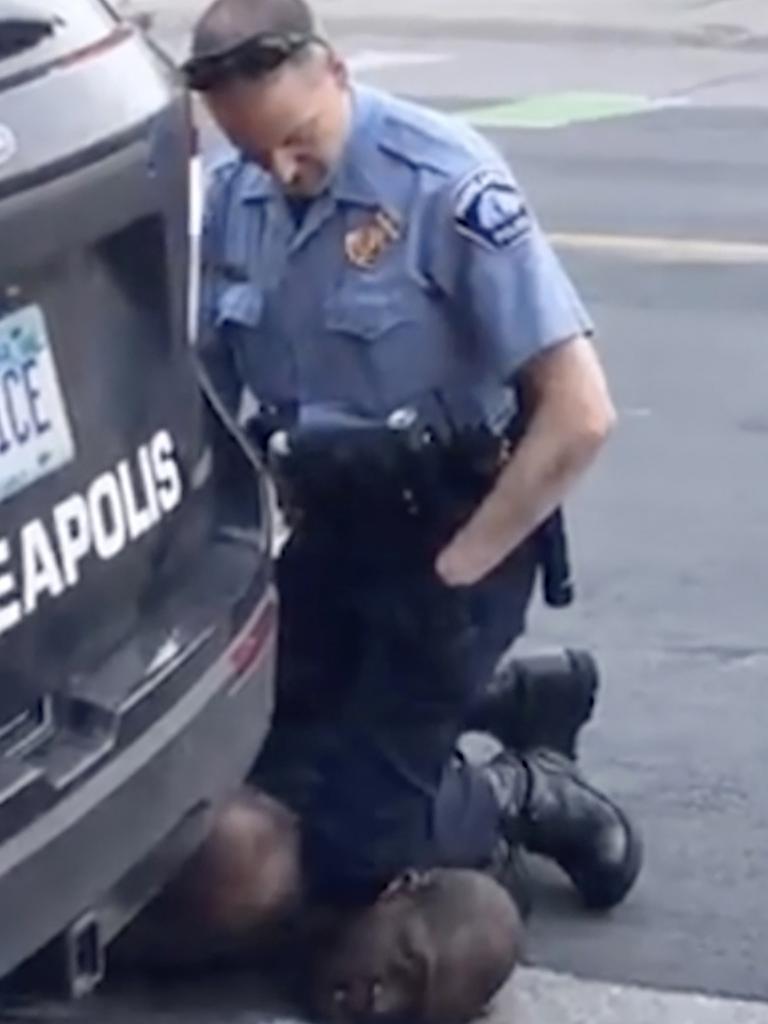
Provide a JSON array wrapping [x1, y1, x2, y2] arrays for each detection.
[[0, 305, 75, 504]]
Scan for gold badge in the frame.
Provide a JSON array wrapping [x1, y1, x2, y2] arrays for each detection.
[[344, 209, 401, 269]]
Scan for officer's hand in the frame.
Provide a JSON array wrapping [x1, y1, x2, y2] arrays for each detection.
[[435, 535, 495, 587]]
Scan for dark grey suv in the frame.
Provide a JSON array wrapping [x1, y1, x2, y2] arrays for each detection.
[[0, 0, 275, 994]]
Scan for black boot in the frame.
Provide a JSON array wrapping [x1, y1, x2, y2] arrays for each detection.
[[465, 649, 600, 759], [487, 838, 533, 921], [483, 748, 643, 910]]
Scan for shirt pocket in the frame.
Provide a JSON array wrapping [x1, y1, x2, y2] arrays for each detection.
[[323, 275, 450, 409], [324, 282, 411, 343]]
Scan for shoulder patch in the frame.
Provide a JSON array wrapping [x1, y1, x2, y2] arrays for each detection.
[[453, 168, 530, 249]]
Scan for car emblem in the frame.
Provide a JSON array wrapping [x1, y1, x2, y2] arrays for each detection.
[[0, 125, 16, 167]]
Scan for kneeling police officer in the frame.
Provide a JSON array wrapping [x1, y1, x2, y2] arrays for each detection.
[[185, 0, 643, 913]]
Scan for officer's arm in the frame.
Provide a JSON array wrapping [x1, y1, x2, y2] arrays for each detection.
[[424, 167, 616, 585], [193, 164, 244, 417], [438, 337, 615, 586]]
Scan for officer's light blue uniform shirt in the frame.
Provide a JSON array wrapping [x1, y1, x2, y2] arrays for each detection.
[[198, 84, 593, 425]]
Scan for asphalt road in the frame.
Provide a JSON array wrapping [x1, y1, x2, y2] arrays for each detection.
[[9, 17, 768, 1024], [491, 111, 768, 1000]]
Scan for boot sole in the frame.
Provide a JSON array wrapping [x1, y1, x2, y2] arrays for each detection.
[[562, 648, 600, 757]]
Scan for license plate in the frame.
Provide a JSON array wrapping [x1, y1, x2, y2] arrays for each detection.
[[0, 305, 75, 504]]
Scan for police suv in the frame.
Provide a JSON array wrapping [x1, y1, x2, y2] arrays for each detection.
[[0, 0, 275, 993]]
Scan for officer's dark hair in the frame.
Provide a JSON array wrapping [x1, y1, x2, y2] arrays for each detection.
[[191, 0, 317, 62]]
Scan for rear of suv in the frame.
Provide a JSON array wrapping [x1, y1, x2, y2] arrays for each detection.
[[0, 0, 276, 993]]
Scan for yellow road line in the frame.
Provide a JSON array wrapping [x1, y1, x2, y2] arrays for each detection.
[[549, 231, 768, 264]]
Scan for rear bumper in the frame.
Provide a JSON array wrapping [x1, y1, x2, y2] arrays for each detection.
[[0, 589, 277, 981]]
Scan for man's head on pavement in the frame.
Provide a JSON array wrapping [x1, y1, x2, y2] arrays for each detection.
[[312, 868, 524, 1024], [186, 0, 350, 196]]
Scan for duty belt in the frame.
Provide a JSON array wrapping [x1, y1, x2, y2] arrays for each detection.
[[245, 398, 574, 607]]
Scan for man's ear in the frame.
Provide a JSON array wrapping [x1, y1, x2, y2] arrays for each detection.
[[381, 869, 435, 902], [400, 915, 438, 1019], [328, 49, 350, 88]]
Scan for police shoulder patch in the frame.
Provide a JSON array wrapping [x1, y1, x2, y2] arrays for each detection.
[[453, 167, 530, 250]]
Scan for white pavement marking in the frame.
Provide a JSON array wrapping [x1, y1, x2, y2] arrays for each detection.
[[493, 969, 768, 1024], [348, 49, 453, 73], [550, 231, 768, 264]]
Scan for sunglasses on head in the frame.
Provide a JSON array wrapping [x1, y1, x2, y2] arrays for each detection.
[[182, 32, 321, 92]]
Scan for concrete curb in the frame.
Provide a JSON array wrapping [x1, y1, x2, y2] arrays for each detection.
[[504, 969, 768, 1024], [10, 968, 768, 1024]]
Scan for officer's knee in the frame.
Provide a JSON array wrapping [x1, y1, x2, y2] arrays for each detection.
[[176, 788, 303, 935], [311, 868, 523, 1024]]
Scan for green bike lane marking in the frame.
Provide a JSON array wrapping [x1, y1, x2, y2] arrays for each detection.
[[459, 91, 683, 129]]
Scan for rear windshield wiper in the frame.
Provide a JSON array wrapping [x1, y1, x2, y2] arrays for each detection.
[[0, 4, 60, 60]]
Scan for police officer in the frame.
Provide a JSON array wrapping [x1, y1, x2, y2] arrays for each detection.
[[185, 0, 642, 911]]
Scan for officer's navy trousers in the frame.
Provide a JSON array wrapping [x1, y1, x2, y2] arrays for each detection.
[[251, 526, 537, 902]]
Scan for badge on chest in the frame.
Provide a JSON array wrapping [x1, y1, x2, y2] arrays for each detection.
[[345, 209, 401, 269]]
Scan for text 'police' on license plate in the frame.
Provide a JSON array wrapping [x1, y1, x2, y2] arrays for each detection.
[[0, 305, 75, 504]]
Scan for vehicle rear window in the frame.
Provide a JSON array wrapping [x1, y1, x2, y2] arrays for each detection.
[[0, 1, 113, 81]]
